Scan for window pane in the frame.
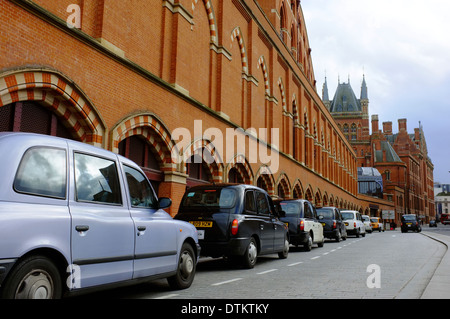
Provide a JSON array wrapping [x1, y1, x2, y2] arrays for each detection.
[[256, 191, 269, 215], [14, 147, 66, 199], [74, 153, 121, 204], [245, 191, 256, 213], [123, 165, 157, 208]]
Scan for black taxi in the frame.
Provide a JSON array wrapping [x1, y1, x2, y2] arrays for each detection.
[[175, 184, 289, 268]]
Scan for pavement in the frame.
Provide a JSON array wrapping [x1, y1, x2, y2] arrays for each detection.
[[420, 229, 450, 299]]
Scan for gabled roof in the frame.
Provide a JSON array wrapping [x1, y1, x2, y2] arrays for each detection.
[[329, 81, 362, 113], [374, 141, 402, 163]]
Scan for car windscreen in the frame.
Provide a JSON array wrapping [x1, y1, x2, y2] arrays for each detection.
[[181, 188, 236, 211], [279, 201, 300, 217], [341, 212, 354, 220], [316, 208, 334, 219]]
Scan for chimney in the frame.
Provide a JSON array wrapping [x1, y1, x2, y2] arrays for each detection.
[[383, 121, 392, 135], [398, 118, 407, 132], [371, 114, 379, 133]]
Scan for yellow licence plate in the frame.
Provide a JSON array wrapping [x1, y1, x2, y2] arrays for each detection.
[[190, 221, 213, 228]]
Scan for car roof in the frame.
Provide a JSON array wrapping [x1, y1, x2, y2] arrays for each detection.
[[0, 132, 130, 163]]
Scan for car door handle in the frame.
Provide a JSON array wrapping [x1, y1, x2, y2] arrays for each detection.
[[260, 225, 264, 230], [75, 225, 89, 232], [137, 226, 146, 231]]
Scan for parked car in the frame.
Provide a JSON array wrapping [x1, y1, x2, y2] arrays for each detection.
[[275, 199, 325, 251], [401, 214, 422, 233], [340, 210, 366, 237], [316, 207, 347, 242], [362, 215, 373, 233], [175, 184, 289, 269], [429, 220, 437, 227], [0, 132, 200, 299], [370, 217, 384, 232]]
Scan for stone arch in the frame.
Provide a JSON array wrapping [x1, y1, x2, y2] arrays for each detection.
[[292, 179, 304, 199], [230, 27, 248, 74], [0, 69, 105, 146], [111, 113, 177, 172], [276, 173, 291, 199], [257, 55, 271, 96], [255, 165, 275, 196], [182, 138, 224, 183], [191, 0, 218, 45], [226, 154, 254, 184]]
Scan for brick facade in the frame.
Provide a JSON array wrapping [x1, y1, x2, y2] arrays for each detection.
[[1, 0, 395, 216]]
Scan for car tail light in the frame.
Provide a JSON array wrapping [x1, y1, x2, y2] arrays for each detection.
[[333, 221, 336, 229], [299, 220, 305, 231], [231, 219, 239, 235], [354, 222, 357, 228]]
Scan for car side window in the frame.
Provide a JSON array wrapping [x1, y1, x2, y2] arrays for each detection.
[[14, 147, 67, 199], [256, 191, 270, 215], [123, 165, 157, 208], [244, 190, 257, 214], [74, 153, 122, 205], [304, 203, 313, 219]]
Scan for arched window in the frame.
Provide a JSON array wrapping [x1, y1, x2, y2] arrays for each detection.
[[118, 135, 164, 194], [0, 101, 75, 140]]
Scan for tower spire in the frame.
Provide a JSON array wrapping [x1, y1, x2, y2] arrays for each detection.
[[361, 74, 368, 100]]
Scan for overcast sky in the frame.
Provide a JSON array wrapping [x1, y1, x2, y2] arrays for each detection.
[[301, 0, 450, 184]]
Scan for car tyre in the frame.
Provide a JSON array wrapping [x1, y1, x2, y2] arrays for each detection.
[[278, 237, 289, 259], [168, 243, 196, 290], [242, 237, 258, 269], [304, 233, 313, 251], [335, 231, 342, 242], [1, 255, 62, 299]]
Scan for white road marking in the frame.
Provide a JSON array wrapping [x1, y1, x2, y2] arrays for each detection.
[[257, 269, 278, 275], [211, 278, 243, 286]]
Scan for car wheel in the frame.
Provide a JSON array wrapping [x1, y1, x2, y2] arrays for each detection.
[[318, 237, 324, 248], [356, 229, 360, 238], [242, 237, 258, 269], [168, 243, 196, 290], [278, 237, 289, 259], [335, 231, 342, 242], [1, 255, 62, 299], [304, 233, 313, 251]]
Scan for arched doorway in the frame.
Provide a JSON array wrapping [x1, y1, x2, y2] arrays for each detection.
[[118, 135, 164, 194], [186, 152, 214, 187], [0, 101, 75, 139], [0, 70, 105, 145]]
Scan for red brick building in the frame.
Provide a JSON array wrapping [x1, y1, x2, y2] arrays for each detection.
[[323, 76, 435, 222], [1, 0, 394, 216]]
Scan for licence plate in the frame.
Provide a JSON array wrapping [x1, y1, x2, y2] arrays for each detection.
[[189, 221, 213, 228], [321, 223, 326, 227], [344, 222, 349, 226]]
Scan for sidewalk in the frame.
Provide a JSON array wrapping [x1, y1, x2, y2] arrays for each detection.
[[420, 230, 450, 299]]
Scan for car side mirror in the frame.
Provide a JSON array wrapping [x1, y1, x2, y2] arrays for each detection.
[[158, 197, 172, 209]]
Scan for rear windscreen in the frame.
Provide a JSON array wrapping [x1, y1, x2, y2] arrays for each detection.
[[316, 208, 334, 219], [181, 188, 236, 210], [341, 212, 354, 220], [279, 201, 300, 217]]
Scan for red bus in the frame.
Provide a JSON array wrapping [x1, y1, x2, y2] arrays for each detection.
[[441, 213, 450, 225]]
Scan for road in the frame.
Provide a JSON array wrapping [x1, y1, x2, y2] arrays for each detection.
[[74, 227, 446, 300]]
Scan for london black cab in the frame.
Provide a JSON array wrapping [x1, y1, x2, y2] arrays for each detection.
[[401, 214, 422, 233], [316, 206, 348, 242], [175, 184, 289, 268], [275, 199, 325, 251]]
